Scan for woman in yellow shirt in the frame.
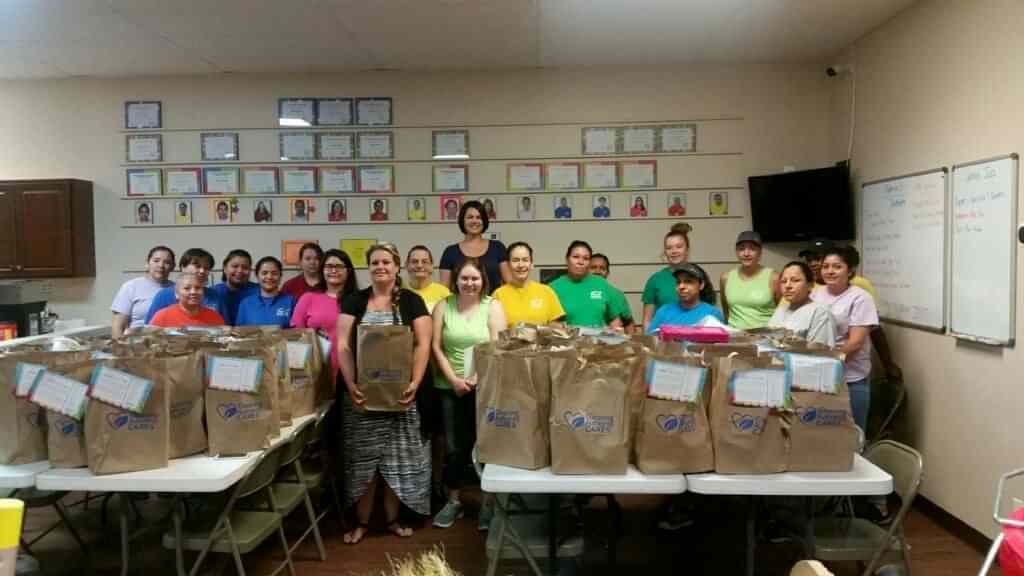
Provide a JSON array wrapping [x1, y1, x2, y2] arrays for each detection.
[[493, 242, 565, 325], [406, 245, 451, 312]]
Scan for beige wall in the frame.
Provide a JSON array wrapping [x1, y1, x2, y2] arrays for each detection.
[[0, 64, 830, 324], [832, 0, 1024, 537]]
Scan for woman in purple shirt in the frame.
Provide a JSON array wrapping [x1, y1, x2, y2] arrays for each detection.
[[811, 246, 879, 431]]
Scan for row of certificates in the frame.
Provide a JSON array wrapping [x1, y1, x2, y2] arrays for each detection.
[[125, 98, 392, 130], [126, 131, 396, 163], [582, 124, 697, 155], [125, 159, 658, 197]]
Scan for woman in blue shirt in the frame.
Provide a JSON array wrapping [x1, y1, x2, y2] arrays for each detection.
[[236, 256, 295, 327], [646, 263, 723, 334], [209, 249, 260, 325]]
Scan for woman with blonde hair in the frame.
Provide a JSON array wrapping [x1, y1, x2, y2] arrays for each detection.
[[336, 243, 433, 543], [641, 222, 693, 328]]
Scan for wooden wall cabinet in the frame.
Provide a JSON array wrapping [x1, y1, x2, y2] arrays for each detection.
[[0, 179, 95, 278]]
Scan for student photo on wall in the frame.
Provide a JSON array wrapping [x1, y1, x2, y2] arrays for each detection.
[[254, 200, 273, 223], [407, 197, 425, 221], [328, 199, 348, 222], [554, 195, 573, 219], [440, 194, 462, 221], [630, 193, 649, 218], [290, 198, 312, 223], [175, 201, 192, 225], [517, 195, 534, 220], [592, 195, 611, 218], [709, 191, 729, 216], [211, 199, 234, 224], [668, 193, 687, 216], [135, 201, 153, 225], [480, 196, 498, 220], [370, 198, 389, 221]]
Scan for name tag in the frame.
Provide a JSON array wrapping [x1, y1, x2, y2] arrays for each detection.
[[529, 299, 544, 309], [590, 290, 603, 300]]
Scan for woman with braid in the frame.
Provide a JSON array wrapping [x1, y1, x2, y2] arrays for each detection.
[[336, 243, 433, 544]]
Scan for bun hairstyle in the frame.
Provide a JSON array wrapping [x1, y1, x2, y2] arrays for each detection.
[[782, 261, 814, 284], [366, 243, 404, 321], [665, 222, 692, 248]]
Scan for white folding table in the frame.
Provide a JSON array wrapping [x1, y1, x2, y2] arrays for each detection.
[[0, 462, 50, 491], [35, 409, 325, 576], [481, 464, 687, 576], [687, 454, 893, 576]]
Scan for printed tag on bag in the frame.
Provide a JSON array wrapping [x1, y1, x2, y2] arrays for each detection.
[[207, 357, 263, 393], [30, 371, 90, 420], [14, 362, 46, 397], [89, 365, 154, 413], [784, 354, 842, 394], [286, 342, 311, 370], [727, 369, 790, 408], [645, 359, 705, 402]]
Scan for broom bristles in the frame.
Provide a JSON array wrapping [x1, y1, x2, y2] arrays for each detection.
[[384, 546, 460, 576]]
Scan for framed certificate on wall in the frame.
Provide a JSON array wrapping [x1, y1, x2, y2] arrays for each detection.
[[433, 165, 469, 192], [355, 97, 393, 125], [279, 132, 316, 161], [507, 163, 544, 191], [318, 133, 355, 159], [201, 132, 239, 161], [659, 124, 697, 152], [125, 101, 161, 130], [317, 98, 353, 125], [432, 130, 469, 159], [358, 166, 395, 194], [620, 160, 657, 188], [582, 127, 619, 155], [202, 167, 240, 195], [357, 132, 394, 159], [241, 167, 279, 194], [164, 168, 201, 196], [621, 126, 657, 154], [546, 163, 581, 190], [583, 162, 618, 189], [281, 167, 318, 194], [126, 134, 162, 162], [126, 168, 162, 196], [320, 166, 356, 194], [278, 98, 316, 127]]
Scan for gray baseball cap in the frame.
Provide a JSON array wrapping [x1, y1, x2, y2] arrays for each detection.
[[735, 230, 762, 247]]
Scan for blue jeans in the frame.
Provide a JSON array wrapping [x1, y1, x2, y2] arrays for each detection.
[[848, 378, 870, 432]]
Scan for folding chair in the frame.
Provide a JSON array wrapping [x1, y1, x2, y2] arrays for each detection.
[[868, 379, 906, 445], [163, 442, 296, 576], [814, 440, 923, 576], [12, 488, 88, 557], [286, 408, 344, 531], [256, 418, 326, 561]]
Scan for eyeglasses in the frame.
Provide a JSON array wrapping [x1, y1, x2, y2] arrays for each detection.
[[324, 264, 347, 271]]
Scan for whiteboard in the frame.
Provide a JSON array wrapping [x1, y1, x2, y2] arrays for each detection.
[[861, 169, 947, 331], [950, 154, 1018, 346]]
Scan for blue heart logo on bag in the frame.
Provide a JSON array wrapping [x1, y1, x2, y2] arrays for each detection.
[[656, 414, 680, 432], [486, 407, 497, 423], [106, 412, 130, 430], [53, 417, 78, 436], [563, 410, 586, 430], [730, 412, 765, 434], [800, 407, 818, 424], [217, 403, 239, 420]]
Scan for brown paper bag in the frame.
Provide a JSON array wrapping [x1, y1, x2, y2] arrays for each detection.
[[46, 410, 87, 468], [635, 397, 714, 474], [200, 344, 281, 437], [84, 358, 170, 475], [549, 346, 634, 475], [709, 355, 789, 474], [204, 349, 278, 456], [780, 348, 856, 472], [0, 351, 90, 464], [474, 343, 552, 470], [281, 329, 322, 418], [161, 351, 207, 458], [356, 325, 413, 412]]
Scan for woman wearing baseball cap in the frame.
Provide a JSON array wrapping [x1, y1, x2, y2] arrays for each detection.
[[645, 263, 722, 334], [719, 230, 779, 329]]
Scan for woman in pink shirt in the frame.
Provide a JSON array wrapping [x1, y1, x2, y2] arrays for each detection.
[[290, 249, 358, 377], [810, 246, 879, 431]]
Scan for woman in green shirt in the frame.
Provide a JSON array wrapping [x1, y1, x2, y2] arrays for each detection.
[[719, 230, 780, 329], [641, 222, 692, 328], [549, 240, 627, 329], [431, 258, 507, 529]]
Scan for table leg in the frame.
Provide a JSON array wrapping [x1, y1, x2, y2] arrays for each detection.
[[803, 497, 816, 559], [606, 495, 621, 567], [173, 496, 185, 576], [745, 496, 756, 576], [119, 494, 130, 576], [548, 494, 559, 575]]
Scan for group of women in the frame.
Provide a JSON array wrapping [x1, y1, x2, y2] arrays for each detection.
[[109, 199, 882, 542]]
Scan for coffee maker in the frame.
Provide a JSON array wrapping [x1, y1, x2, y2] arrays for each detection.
[[0, 282, 54, 338]]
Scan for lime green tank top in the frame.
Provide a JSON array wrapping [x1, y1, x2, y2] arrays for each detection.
[[724, 268, 775, 329], [435, 295, 492, 389]]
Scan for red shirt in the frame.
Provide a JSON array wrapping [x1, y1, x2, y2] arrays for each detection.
[[281, 274, 321, 301], [150, 304, 225, 328]]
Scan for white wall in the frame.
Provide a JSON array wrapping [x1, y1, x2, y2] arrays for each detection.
[[831, 0, 1024, 536], [0, 65, 831, 324]]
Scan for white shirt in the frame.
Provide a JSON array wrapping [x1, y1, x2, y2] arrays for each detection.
[[768, 299, 837, 347], [110, 276, 171, 328]]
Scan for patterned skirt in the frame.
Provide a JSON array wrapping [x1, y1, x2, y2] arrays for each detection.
[[341, 394, 431, 515]]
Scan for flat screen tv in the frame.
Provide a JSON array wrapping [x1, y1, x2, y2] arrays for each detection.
[[747, 163, 855, 242]]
